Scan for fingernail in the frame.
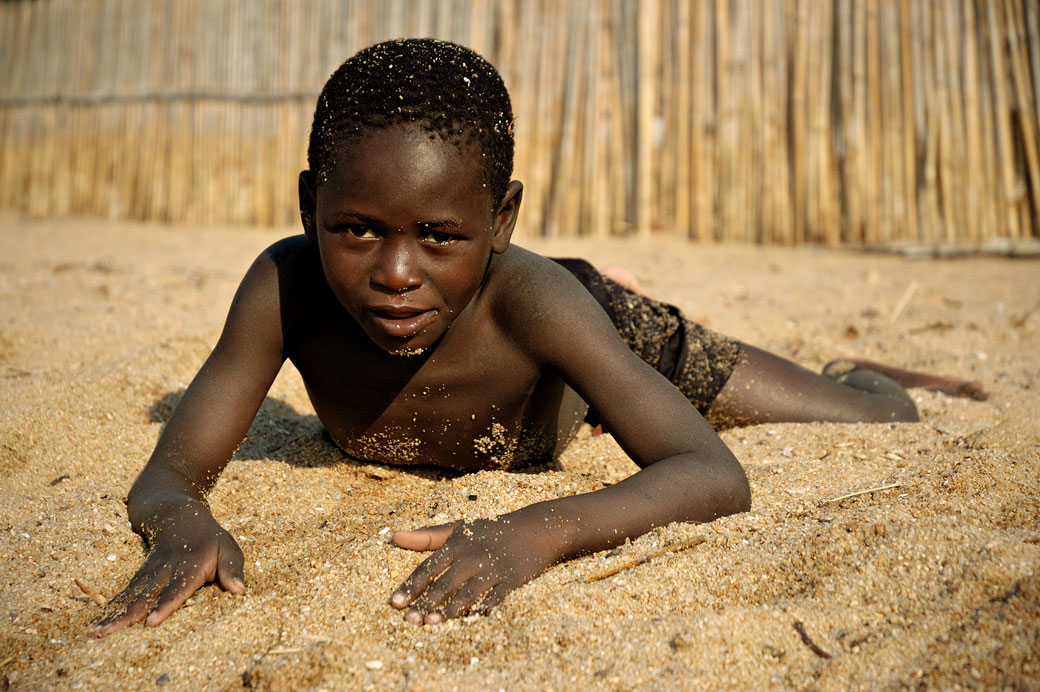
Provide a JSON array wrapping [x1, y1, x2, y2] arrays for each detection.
[[231, 578, 245, 593], [404, 610, 423, 625], [425, 612, 443, 625], [390, 592, 407, 608]]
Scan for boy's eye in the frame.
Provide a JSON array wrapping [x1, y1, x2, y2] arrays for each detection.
[[345, 225, 376, 239], [421, 229, 461, 245]]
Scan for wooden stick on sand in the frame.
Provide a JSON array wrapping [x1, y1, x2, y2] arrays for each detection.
[[823, 482, 902, 505], [583, 535, 706, 583], [793, 620, 832, 658], [74, 578, 107, 606]]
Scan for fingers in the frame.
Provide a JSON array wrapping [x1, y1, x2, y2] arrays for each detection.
[[403, 561, 474, 624], [91, 584, 163, 637], [389, 546, 454, 610], [477, 582, 511, 613], [88, 533, 245, 636], [406, 572, 507, 624], [145, 563, 211, 627], [438, 576, 498, 620], [391, 521, 461, 552], [89, 554, 172, 637], [393, 551, 505, 625], [216, 535, 246, 594]]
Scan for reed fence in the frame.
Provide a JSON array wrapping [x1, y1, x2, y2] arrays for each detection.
[[1, 0, 1038, 245]]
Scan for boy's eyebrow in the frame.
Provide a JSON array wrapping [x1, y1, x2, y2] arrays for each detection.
[[324, 211, 379, 226], [324, 211, 463, 230], [418, 219, 463, 230]]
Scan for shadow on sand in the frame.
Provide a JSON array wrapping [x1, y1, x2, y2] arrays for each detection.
[[149, 390, 473, 481]]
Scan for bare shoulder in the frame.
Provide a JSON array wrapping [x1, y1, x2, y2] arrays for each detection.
[[484, 247, 615, 363], [237, 235, 318, 308], [217, 235, 315, 355], [485, 247, 589, 319], [257, 234, 314, 277]]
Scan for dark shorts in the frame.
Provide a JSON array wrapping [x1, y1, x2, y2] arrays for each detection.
[[552, 258, 741, 418]]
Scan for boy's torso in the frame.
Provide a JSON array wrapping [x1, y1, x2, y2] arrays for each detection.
[[270, 237, 586, 470]]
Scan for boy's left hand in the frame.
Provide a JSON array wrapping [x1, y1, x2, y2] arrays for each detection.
[[389, 513, 557, 624]]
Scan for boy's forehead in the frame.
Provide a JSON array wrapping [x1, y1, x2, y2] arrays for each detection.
[[323, 124, 492, 193], [343, 122, 482, 158], [318, 124, 496, 210]]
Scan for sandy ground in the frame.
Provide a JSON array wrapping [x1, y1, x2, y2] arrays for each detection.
[[1, 215, 1038, 691]]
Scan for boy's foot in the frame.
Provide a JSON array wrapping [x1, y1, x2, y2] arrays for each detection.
[[822, 358, 989, 401], [601, 266, 643, 294]]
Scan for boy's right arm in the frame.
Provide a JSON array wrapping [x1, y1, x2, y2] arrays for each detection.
[[91, 248, 287, 636]]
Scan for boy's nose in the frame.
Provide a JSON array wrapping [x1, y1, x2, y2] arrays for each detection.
[[371, 243, 422, 293]]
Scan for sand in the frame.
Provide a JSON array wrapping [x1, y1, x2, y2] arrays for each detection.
[[1, 215, 1038, 691]]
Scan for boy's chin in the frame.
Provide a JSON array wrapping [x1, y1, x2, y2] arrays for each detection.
[[385, 343, 430, 357], [367, 331, 442, 358]]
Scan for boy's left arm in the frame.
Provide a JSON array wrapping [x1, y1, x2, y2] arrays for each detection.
[[390, 264, 750, 624]]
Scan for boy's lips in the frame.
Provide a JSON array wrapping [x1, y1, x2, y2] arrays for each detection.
[[367, 305, 438, 339]]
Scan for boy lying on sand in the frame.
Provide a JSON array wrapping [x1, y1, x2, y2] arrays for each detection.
[[90, 39, 984, 636]]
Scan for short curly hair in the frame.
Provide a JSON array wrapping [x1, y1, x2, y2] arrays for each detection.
[[307, 38, 515, 204]]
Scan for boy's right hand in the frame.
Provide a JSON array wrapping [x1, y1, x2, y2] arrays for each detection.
[[89, 498, 245, 637]]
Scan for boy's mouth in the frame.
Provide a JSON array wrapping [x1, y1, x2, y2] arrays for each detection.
[[367, 305, 438, 339]]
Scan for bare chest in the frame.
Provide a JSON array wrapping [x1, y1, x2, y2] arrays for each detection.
[[289, 323, 574, 470]]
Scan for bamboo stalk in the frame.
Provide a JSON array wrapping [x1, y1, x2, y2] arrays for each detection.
[[819, 0, 839, 245], [1005, 0, 1040, 237], [1028, 0, 1040, 125], [690, 0, 712, 242], [963, 0, 987, 243], [672, 0, 691, 238], [987, 0, 1021, 240], [605, 2, 629, 236], [899, 0, 919, 242], [790, 0, 808, 243], [878, 0, 897, 243], [916, 0, 939, 244], [584, 0, 607, 238], [936, 2, 961, 244], [734, 0, 753, 243], [837, 0, 857, 244], [635, 0, 657, 237], [865, 0, 882, 244]]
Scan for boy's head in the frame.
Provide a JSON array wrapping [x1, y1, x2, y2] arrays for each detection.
[[307, 38, 515, 204]]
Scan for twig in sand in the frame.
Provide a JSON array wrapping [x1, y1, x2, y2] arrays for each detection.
[[0, 656, 13, 669], [793, 620, 832, 659], [74, 578, 107, 606], [267, 647, 303, 655], [583, 535, 706, 583], [889, 280, 918, 323], [822, 482, 901, 504]]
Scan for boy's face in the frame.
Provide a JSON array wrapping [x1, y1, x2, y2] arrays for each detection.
[[302, 124, 519, 354]]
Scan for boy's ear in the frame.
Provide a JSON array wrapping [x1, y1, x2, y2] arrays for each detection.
[[491, 180, 523, 254], [298, 170, 318, 243]]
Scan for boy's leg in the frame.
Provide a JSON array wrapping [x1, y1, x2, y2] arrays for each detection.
[[821, 358, 988, 401], [553, 258, 738, 419], [705, 344, 919, 428], [555, 258, 981, 430]]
